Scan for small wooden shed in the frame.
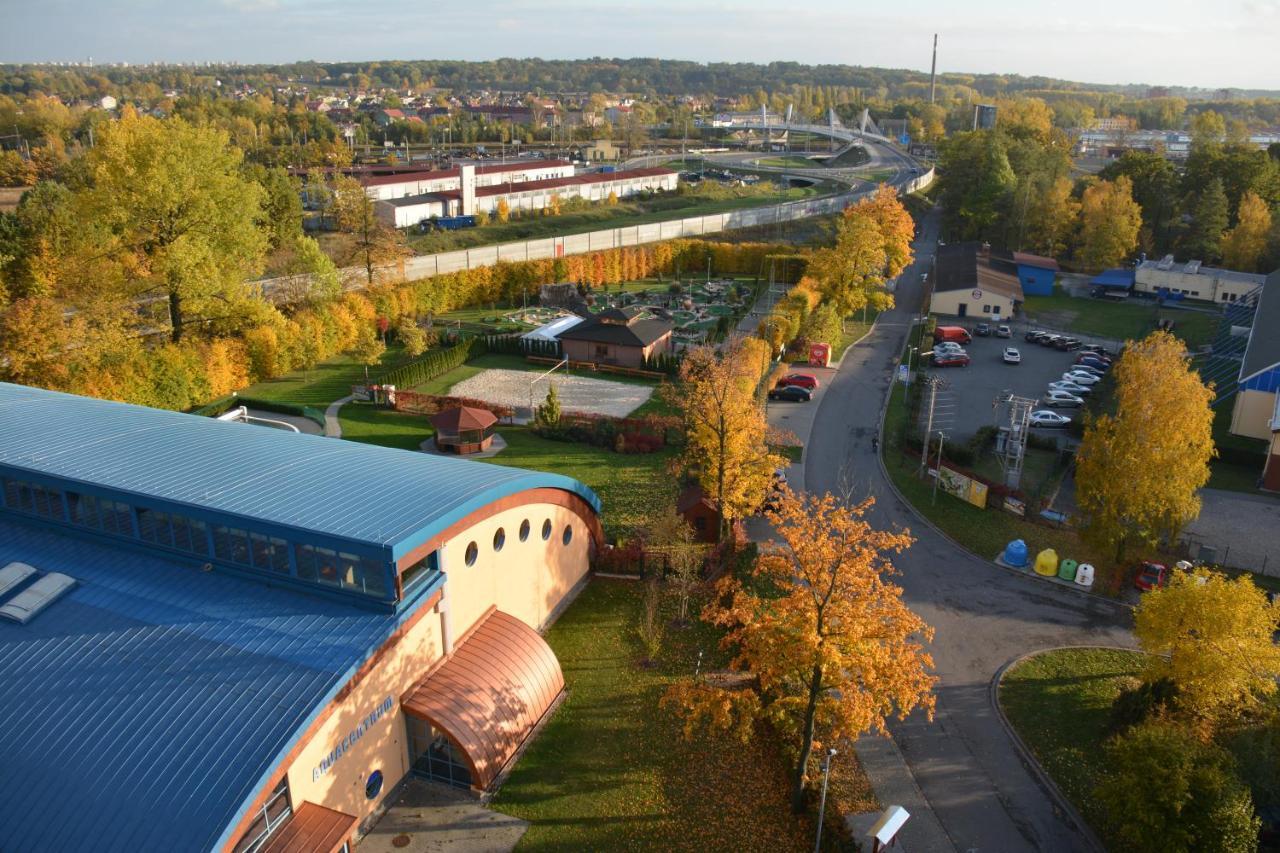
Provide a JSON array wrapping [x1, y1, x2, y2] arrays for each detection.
[[430, 406, 498, 455]]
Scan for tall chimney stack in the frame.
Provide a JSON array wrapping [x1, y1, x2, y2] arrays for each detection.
[[929, 34, 938, 104]]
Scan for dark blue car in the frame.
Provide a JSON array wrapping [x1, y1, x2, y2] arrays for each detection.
[[768, 384, 812, 402]]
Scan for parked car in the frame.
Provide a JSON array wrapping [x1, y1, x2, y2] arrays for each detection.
[[1070, 363, 1106, 378], [1002, 347, 1021, 364], [933, 341, 965, 353], [1042, 390, 1084, 408], [1052, 337, 1083, 351], [1077, 355, 1112, 370], [1062, 370, 1101, 385], [769, 384, 813, 402], [975, 322, 992, 336], [1048, 380, 1092, 396], [1134, 561, 1168, 591], [934, 325, 973, 344], [1025, 330, 1050, 343], [779, 373, 819, 390], [1029, 410, 1072, 428], [1038, 334, 1063, 347], [996, 325, 1012, 338], [933, 353, 971, 367]]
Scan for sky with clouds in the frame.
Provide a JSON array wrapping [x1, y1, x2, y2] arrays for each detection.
[[2, 0, 1278, 90]]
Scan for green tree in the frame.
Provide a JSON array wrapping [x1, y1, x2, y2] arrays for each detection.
[[533, 382, 562, 429], [644, 505, 701, 622], [395, 315, 429, 357], [251, 165, 303, 251], [351, 324, 385, 379], [1077, 175, 1143, 271], [282, 235, 342, 305], [1185, 178, 1229, 262], [938, 131, 1016, 240], [78, 109, 268, 342], [1098, 151, 1179, 252], [1076, 332, 1215, 565], [1095, 720, 1258, 853]]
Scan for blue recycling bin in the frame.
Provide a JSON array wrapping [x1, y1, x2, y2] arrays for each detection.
[[1003, 539, 1029, 568]]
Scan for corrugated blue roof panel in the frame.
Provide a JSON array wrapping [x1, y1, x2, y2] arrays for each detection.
[[0, 383, 600, 558], [1091, 268, 1135, 288], [0, 516, 401, 853]]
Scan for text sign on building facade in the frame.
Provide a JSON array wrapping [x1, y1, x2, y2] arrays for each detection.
[[313, 695, 395, 781]]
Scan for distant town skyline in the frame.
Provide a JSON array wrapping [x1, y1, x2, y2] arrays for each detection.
[[2, 0, 1278, 91]]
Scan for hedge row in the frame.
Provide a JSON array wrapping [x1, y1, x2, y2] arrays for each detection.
[[380, 338, 486, 389]]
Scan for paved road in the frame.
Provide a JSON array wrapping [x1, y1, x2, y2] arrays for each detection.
[[803, 208, 1135, 852]]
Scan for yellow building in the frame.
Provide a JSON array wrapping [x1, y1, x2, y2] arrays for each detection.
[[0, 383, 603, 853]]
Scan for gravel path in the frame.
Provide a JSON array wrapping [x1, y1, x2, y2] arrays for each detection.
[[449, 369, 654, 418]]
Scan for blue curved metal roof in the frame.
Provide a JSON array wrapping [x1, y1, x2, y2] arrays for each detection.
[[0, 517, 402, 853], [0, 383, 600, 560]]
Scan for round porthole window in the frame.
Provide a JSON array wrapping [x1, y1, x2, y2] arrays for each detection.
[[541, 519, 552, 540], [365, 769, 384, 800], [519, 519, 531, 542], [493, 527, 506, 552], [465, 541, 478, 566], [562, 525, 573, 546]]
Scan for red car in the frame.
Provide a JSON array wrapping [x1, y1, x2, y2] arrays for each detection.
[[933, 353, 970, 368], [1134, 561, 1168, 591], [779, 373, 820, 390]]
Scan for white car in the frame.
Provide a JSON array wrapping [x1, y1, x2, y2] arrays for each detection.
[[1061, 370, 1101, 385], [1070, 364, 1106, 378], [1042, 390, 1084, 408], [1048, 380, 1092, 396], [1029, 410, 1072, 428], [1002, 347, 1021, 364], [933, 342, 965, 355]]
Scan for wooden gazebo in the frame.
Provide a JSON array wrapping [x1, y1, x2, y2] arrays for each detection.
[[430, 406, 498, 455]]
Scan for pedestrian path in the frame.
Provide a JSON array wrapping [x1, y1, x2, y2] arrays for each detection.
[[324, 395, 354, 438]]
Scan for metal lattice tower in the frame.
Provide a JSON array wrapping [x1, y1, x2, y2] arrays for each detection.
[[995, 391, 1036, 488]]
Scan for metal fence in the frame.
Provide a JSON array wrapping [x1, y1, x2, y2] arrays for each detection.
[[256, 169, 935, 299]]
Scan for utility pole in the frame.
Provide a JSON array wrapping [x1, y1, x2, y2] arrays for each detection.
[[929, 34, 938, 105], [918, 376, 940, 477], [931, 431, 946, 504]]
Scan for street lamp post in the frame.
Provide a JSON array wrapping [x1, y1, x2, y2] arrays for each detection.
[[814, 748, 838, 853]]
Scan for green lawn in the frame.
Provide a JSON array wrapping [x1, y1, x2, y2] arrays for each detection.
[[999, 648, 1148, 846], [235, 345, 411, 407], [484, 427, 677, 540], [337, 404, 433, 451], [1021, 290, 1219, 350], [494, 579, 818, 851], [755, 155, 822, 169]]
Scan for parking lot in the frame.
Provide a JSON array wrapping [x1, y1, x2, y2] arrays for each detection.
[[921, 331, 1102, 442]]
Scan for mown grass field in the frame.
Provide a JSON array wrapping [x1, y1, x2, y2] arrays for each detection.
[[1022, 290, 1218, 350], [494, 578, 861, 851]]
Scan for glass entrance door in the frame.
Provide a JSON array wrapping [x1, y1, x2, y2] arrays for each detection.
[[406, 716, 473, 789]]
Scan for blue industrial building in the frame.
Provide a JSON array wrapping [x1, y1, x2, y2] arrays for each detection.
[[0, 383, 603, 852], [1090, 268, 1136, 292], [1012, 252, 1060, 297]]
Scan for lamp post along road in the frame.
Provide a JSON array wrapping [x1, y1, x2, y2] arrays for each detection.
[[814, 748, 837, 853]]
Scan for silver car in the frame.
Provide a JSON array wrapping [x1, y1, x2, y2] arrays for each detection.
[[1048, 380, 1092, 396], [1042, 390, 1084, 408]]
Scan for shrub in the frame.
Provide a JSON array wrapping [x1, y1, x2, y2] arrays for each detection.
[[1109, 677, 1181, 735]]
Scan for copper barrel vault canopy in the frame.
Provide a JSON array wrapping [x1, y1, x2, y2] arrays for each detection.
[[402, 609, 564, 789]]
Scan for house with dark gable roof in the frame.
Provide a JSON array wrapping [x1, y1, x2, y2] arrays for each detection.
[[555, 306, 675, 368]]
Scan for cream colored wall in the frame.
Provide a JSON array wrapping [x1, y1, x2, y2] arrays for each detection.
[[929, 290, 1014, 319], [1230, 389, 1278, 440], [284, 608, 442, 825], [442, 501, 592, 638]]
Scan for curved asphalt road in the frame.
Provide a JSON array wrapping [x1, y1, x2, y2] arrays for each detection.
[[803, 209, 1135, 852]]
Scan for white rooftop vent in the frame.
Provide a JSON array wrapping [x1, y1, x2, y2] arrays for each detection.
[[0, 572, 77, 624], [1184, 260, 1202, 275], [1157, 254, 1176, 270], [0, 562, 38, 600]]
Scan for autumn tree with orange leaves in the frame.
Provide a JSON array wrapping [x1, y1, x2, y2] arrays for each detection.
[[662, 487, 936, 812]]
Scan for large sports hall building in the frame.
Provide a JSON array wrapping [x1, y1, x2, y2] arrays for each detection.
[[0, 382, 603, 852]]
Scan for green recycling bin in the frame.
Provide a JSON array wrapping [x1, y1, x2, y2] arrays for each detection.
[[1058, 558, 1079, 581]]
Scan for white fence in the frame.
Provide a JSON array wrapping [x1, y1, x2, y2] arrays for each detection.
[[259, 168, 934, 299]]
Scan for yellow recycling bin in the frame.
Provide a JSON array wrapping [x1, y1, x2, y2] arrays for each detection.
[[1033, 548, 1059, 577]]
